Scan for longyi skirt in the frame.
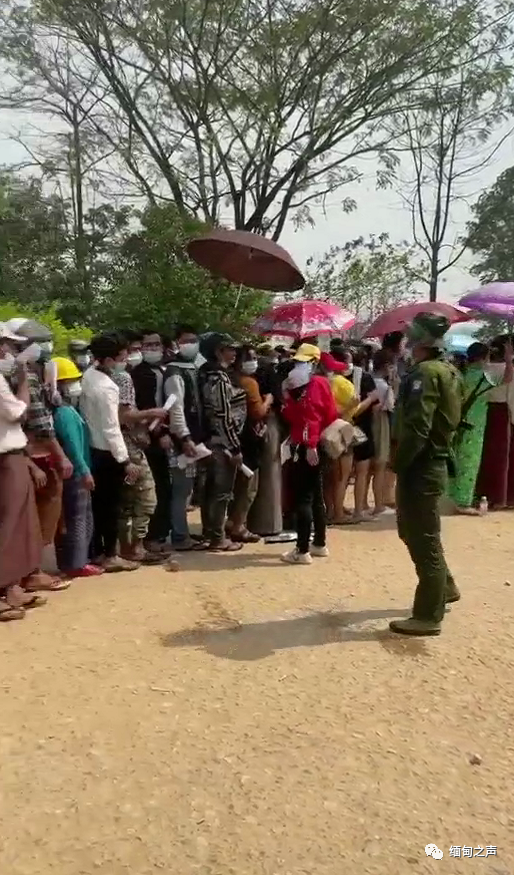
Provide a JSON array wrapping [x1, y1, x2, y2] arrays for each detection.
[[0, 452, 43, 590]]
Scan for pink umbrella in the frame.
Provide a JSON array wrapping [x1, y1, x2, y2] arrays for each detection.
[[364, 302, 471, 338], [459, 283, 514, 318], [251, 300, 355, 337]]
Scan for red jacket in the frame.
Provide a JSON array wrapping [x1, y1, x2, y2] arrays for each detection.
[[282, 375, 338, 448]]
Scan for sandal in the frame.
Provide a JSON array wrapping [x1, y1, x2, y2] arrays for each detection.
[[231, 529, 261, 544], [24, 572, 71, 592], [207, 540, 244, 552], [0, 601, 25, 622], [24, 594, 48, 610]]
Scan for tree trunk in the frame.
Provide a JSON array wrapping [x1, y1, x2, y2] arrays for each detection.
[[429, 248, 439, 301], [70, 107, 91, 315]]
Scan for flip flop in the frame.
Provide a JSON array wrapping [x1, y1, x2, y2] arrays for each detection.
[[23, 594, 48, 609], [208, 541, 244, 552], [24, 573, 71, 592], [0, 602, 25, 621], [231, 530, 261, 544]]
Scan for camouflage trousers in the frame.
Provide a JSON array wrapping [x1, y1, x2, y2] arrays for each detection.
[[118, 449, 157, 543]]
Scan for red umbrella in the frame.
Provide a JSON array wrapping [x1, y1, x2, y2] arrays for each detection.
[[187, 229, 305, 293], [251, 300, 355, 337], [364, 302, 471, 338]]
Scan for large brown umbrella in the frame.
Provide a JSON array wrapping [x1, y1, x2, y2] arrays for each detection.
[[187, 229, 305, 293]]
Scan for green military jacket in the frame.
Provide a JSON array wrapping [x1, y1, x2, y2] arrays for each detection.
[[392, 355, 463, 473]]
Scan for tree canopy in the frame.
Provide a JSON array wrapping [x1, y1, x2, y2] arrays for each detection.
[[1, 0, 506, 239], [466, 166, 514, 282], [305, 235, 422, 327]]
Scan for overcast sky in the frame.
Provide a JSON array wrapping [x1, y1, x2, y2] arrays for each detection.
[[2, 108, 513, 305]]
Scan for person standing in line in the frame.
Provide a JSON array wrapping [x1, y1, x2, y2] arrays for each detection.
[[80, 333, 140, 572], [281, 344, 338, 565], [449, 340, 513, 514], [52, 357, 103, 578], [68, 339, 91, 373], [389, 313, 463, 637], [0, 323, 47, 619], [369, 349, 396, 516], [475, 335, 514, 508], [198, 332, 248, 552], [131, 330, 173, 554], [226, 344, 273, 543], [115, 332, 167, 563], [248, 344, 284, 539], [164, 324, 205, 551], [8, 323, 73, 592]]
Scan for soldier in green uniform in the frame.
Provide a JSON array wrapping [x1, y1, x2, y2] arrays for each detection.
[[389, 313, 463, 637]]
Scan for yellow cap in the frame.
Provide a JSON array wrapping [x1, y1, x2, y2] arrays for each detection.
[[53, 356, 82, 381], [293, 343, 321, 363]]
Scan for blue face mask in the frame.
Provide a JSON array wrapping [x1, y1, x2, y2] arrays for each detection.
[[112, 361, 127, 374]]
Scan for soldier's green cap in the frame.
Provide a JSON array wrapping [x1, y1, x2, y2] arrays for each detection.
[[405, 312, 451, 349]]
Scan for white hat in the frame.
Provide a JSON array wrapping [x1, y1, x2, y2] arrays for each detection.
[[287, 362, 313, 389], [0, 321, 26, 342]]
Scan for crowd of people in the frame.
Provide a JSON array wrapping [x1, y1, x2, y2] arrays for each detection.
[[0, 314, 512, 630]]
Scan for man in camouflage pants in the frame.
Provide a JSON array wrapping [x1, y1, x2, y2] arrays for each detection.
[[114, 363, 163, 564]]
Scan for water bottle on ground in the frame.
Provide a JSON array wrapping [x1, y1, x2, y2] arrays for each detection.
[[478, 496, 488, 516]]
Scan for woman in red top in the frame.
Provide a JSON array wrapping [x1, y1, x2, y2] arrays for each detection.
[[281, 344, 338, 565]]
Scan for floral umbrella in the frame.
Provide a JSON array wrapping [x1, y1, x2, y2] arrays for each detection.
[[251, 300, 355, 337]]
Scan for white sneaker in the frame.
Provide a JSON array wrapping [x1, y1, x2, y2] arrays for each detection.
[[281, 549, 313, 565], [310, 545, 329, 557]]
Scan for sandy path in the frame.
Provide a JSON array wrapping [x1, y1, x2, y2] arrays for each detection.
[[1, 512, 513, 875]]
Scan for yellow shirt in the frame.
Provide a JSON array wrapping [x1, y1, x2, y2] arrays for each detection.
[[331, 375, 356, 415]]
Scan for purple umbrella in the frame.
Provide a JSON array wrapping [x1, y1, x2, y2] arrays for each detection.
[[459, 283, 514, 318]]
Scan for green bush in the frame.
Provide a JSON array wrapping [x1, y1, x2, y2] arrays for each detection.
[[0, 302, 91, 355]]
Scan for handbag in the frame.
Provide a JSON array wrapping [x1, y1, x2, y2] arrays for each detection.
[[320, 419, 368, 459]]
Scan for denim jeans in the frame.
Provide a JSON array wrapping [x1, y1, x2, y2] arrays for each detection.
[[170, 466, 193, 545]]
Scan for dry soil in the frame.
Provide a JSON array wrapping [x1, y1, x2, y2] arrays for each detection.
[[1, 511, 513, 875]]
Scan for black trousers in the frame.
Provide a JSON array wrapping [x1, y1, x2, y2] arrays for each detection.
[[90, 449, 125, 558], [291, 447, 326, 554], [145, 445, 172, 543]]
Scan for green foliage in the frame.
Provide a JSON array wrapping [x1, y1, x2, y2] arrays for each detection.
[[306, 235, 423, 328], [466, 166, 514, 282], [0, 301, 91, 354], [0, 172, 70, 306], [93, 205, 270, 336]]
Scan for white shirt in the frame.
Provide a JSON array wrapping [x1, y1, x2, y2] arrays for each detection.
[[0, 373, 28, 454], [79, 366, 128, 463]]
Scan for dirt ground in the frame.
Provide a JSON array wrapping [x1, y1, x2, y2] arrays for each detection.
[[1, 510, 514, 875]]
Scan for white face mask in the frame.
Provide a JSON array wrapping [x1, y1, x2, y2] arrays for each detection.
[[75, 354, 90, 369], [18, 342, 42, 364], [143, 349, 163, 365], [178, 342, 200, 361], [112, 361, 127, 374], [345, 363, 354, 376], [0, 352, 15, 375], [38, 340, 54, 362], [67, 381, 82, 398], [242, 360, 258, 375], [127, 351, 143, 369]]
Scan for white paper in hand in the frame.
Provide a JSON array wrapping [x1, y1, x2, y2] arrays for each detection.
[[281, 439, 292, 464], [148, 393, 177, 431], [177, 442, 212, 469]]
